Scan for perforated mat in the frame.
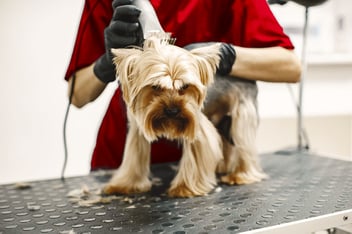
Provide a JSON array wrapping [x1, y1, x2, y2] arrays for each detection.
[[1, 153, 352, 233]]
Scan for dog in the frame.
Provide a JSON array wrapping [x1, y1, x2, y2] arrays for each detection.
[[102, 37, 266, 198]]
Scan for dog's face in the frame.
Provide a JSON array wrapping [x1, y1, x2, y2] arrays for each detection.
[[112, 38, 220, 142]]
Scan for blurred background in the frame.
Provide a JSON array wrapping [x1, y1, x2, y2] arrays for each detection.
[[0, 0, 351, 184]]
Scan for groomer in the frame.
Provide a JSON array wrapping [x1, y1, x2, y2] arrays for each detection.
[[65, 0, 301, 170]]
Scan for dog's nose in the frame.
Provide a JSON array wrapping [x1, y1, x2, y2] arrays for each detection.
[[164, 106, 180, 117]]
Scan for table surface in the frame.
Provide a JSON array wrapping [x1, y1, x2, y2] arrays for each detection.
[[1, 152, 352, 234]]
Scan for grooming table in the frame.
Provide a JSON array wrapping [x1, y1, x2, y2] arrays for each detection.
[[1, 152, 352, 234]]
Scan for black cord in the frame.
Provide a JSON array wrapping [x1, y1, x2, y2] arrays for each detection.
[[61, 0, 101, 181], [61, 73, 76, 181]]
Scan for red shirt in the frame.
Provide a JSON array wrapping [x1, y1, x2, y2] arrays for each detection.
[[65, 0, 294, 170]]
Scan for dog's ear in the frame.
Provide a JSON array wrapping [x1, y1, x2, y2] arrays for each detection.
[[190, 44, 221, 86], [111, 48, 142, 103], [111, 48, 142, 80]]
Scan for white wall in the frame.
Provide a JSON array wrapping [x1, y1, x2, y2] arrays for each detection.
[[259, 0, 352, 158], [0, 0, 351, 184], [0, 0, 112, 184]]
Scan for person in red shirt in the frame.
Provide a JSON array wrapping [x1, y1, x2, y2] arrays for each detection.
[[65, 0, 301, 170]]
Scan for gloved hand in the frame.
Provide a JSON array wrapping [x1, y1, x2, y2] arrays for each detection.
[[217, 43, 236, 76], [184, 42, 236, 76], [94, 0, 143, 83]]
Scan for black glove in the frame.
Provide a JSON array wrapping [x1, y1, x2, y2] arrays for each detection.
[[217, 43, 236, 76], [94, 0, 143, 83], [184, 42, 236, 76]]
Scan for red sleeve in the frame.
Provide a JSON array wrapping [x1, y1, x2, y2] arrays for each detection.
[[234, 0, 294, 49], [64, 0, 113, 81]]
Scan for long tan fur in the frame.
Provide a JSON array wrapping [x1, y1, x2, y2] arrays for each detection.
[[103, 37, 266, 198]]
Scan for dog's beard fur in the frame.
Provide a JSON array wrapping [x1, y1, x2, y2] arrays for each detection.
[[103, 38, 266, 198]]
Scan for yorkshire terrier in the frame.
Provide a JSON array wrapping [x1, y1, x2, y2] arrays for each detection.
[[103, 38, 266, 198]]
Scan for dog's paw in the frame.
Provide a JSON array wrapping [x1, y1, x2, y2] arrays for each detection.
[[167, 183, 210, 198], [168, 186, 195, 198], [102, 181, 152, 195], [220, 171, 267, 185], [168, 183, 204, 198], [102, 184, 129, 195]]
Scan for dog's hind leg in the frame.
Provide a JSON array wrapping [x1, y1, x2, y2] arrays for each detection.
[[103, 119, 152, 195], [220, 97, 267, 185]]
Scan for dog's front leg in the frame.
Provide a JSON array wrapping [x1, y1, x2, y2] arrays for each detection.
[[168, 114, 222, 198], [103, 121, 152, 195]]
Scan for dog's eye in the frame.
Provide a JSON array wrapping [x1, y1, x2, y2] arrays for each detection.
[[180, 84, 189, 91], [152, 85, 162, 91]]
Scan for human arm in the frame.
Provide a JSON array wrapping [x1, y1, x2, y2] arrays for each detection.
[[186, 42, 301, 84], [67, 64, 107, 108], [67, 0, 142, 108], [212, 0, 301, 83], [230, 45, 301, 83]]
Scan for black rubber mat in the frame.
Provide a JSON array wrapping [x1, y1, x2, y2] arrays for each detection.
[[1, 152, 352, 233]]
